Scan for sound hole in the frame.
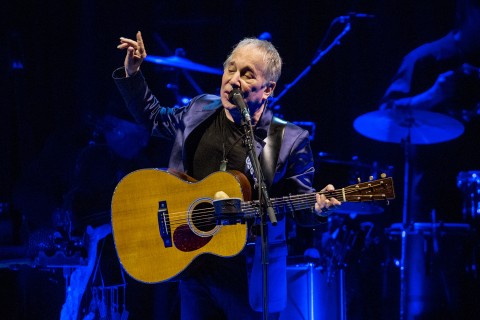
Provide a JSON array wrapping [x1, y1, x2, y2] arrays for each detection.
[[192, 202, 216, 232]]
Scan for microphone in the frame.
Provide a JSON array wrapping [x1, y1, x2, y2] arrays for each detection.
[[229, 88, 251, 122], [229, 88, 277, 225]]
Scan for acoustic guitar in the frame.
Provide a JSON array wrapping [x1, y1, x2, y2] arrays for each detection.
[[111, 169, 395, 283]]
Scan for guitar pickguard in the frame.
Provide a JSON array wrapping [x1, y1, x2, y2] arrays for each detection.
[[173, 225, 212, 252]]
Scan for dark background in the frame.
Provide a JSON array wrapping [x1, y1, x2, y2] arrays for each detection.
[[1, 0, 477, 319], [1, 0, 460, 214]]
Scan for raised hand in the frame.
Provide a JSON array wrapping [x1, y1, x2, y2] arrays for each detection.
[[117, 31, 147, 77]]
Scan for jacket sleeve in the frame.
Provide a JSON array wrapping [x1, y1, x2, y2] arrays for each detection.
[[112, 67, 184, 140]]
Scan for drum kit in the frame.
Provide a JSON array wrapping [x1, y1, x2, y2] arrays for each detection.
[[353, 109, 479, 319], [283, 108, 479, 319]]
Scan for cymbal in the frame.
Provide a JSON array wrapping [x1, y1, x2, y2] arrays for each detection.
[[145, 55, 223, 75], [353, 109, 464, 144]]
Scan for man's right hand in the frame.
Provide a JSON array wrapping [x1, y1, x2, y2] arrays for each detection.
[[117, 31, 147, 77]]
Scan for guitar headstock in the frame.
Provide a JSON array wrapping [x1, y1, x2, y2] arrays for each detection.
[[343, 176, 395, 202]]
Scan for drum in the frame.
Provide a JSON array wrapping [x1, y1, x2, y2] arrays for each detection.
[[457, 171, 480, 223], [279, 263, 345, 320], [384, 222, 475, 319]]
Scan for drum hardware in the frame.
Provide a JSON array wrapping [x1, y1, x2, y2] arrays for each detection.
[[353, 109, 464, 145], [26, 227, 88, 268], [148, 33, 216, 107], [316, 152, 394, 215], [284, 216, 376, 320], [386, 221, 471, 236], [354, 108, 464, 319], [457, 171, 480, 223], [317, 152, 394, 181], [280, 262, 346, 320], [144, 55, 222, 75], [385, 221, 474, 318]]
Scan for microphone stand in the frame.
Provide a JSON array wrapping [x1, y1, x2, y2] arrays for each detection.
[[239, 107, 277, 320], [270, 16, 351, 108]]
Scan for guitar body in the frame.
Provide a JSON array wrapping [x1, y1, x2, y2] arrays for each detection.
[[111, 169, 250, 283], [111, 168, 395, 284]]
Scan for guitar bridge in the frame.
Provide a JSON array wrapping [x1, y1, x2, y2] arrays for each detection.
[[158, 201, 172, 248]]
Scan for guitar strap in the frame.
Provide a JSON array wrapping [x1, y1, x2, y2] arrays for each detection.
[[260, 116, 286, 188]]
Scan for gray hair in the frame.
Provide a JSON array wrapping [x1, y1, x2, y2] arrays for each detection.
[[223, 38, 282, 83]]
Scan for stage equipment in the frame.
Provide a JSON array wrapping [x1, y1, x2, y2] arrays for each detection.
[[354, 108, 464, 319], [332, 202, 384, 215], [270, 13, 374, 108], [282, 213, 377, 319], [145, 55, 222, 75], [316, 153, 396, 215], [385, 222, 474, 319], [279, 263, 345, 320], [457, 171, 480, 224], [353, 109, 464, 144], [147, 33, 223, 107]]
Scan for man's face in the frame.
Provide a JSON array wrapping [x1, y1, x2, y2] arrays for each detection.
[[220, 45, 275, 115]]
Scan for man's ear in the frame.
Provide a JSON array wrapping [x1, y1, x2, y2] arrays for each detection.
[[263, 81, 276, 98]]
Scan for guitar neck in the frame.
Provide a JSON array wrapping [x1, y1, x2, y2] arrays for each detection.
[[240, 194, 314, 217], [240, 177, 395, 217]]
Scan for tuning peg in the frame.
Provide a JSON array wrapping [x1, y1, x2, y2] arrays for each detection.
[[357, 177, 361, 183], [369, 176, 374, 181], [381, 173, 386, 178]]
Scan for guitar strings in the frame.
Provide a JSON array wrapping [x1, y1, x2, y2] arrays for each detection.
[[120, 193, 316, 229], [157, 185, 390, 229], [164, 187, 386, 228], [119, 185, 389, 231]]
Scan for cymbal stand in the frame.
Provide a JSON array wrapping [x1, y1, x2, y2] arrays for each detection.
[[399, 131, 412, 320]]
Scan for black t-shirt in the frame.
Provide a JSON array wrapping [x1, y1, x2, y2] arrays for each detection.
[[185, 109, 251, 282], [192, 109, 247, 180]]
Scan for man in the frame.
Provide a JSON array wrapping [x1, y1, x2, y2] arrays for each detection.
[[113, 31, 340, 319], [378, 0, 480, 222], [379, 0, 480, 115]]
